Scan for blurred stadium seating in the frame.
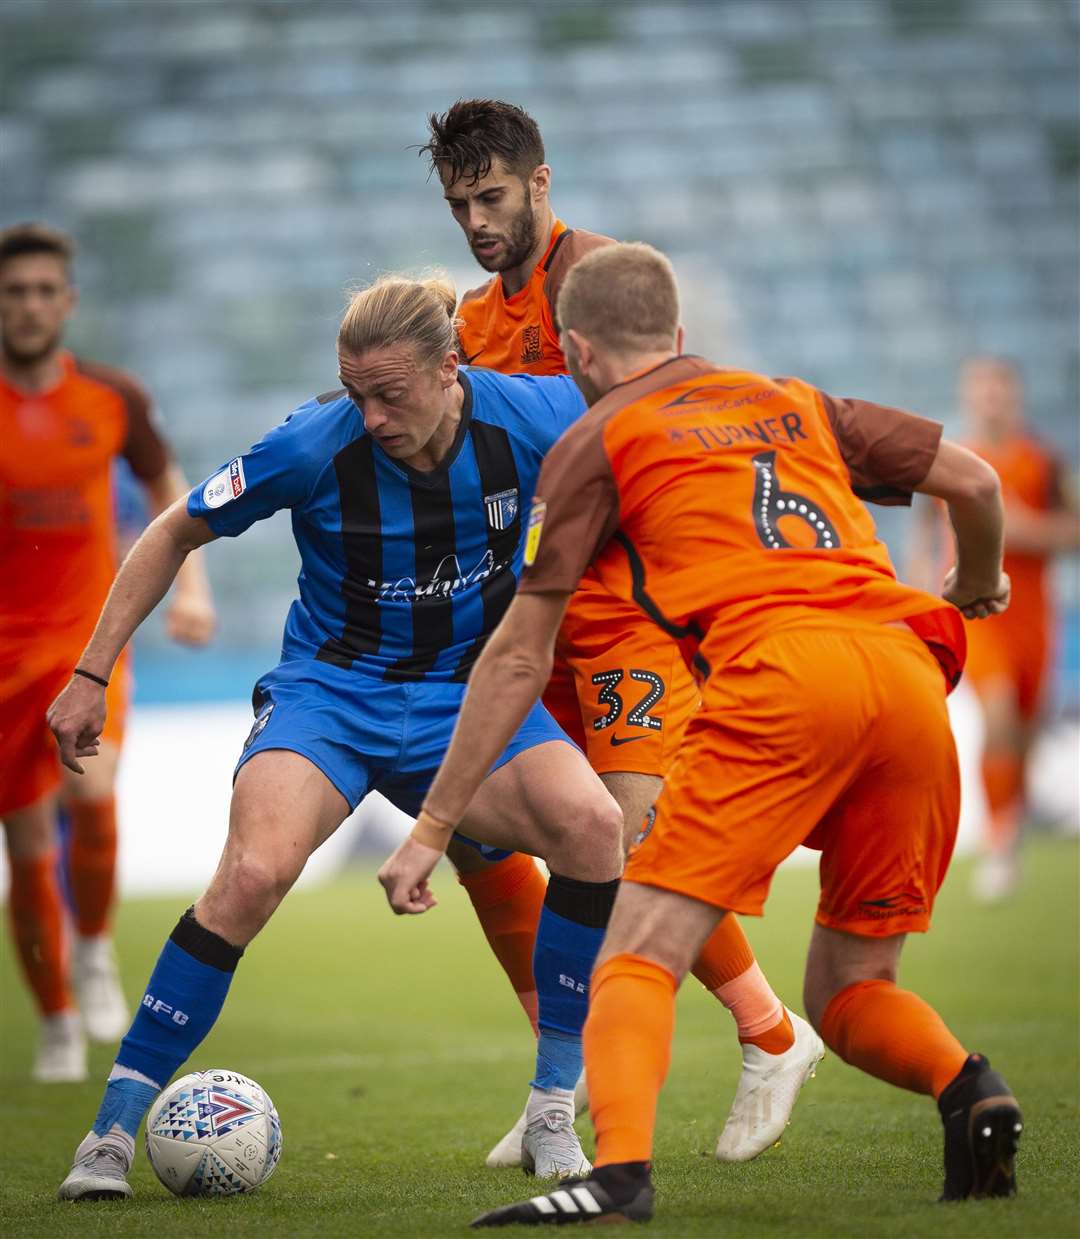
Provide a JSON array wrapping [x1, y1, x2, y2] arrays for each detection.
[[2, 0, 1076, 888]]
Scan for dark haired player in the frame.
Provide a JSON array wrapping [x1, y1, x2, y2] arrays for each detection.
[[0, 223, 215, 1083], [421, 99, 823, 1168]]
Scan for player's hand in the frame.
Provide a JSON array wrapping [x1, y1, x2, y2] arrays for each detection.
[[47, 677, 107, 774], [166, 590, 216, 646], [377, 836, 442, 916], [942, 568, 1011, 620]]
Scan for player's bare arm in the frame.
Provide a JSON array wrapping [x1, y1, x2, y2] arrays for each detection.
[[377, 590, 571, 915], [139, 462, 217, 645], [48, 501, 217, 773], [915, 438, 1009, 620]]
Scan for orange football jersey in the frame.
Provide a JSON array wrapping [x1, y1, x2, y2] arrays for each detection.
[[0, 352, 168, 647], [967, 434, 1063, 622], [521, 357, 965, 687], [457, 220, 613, 376]]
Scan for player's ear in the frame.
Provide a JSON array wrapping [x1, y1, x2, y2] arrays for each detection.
[[530, 164, 551, 203], [565, 328, 592, 371], [437, 348, 459, 387]]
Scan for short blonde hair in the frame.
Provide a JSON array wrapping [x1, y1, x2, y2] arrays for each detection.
[[338, 273, 460, 366], [556, 242, 679, 354]]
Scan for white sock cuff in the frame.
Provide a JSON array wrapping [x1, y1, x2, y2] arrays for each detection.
[[108, 1063, 161, 1090], [527, 1085, 576, 1121]]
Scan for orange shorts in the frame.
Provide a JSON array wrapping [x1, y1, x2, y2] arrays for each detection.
[[0, 643, 129, 817], [963, 610, 1049, 722], [624, 622, 960, 937], [543, 578, 699, 778]]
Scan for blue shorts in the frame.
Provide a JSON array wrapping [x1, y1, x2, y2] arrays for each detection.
[[235, 658, 575, 858]]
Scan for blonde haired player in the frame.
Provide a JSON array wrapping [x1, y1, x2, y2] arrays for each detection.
[[55, 274, 624, 1199]]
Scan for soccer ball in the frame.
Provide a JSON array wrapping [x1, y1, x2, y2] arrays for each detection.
[[145, 1068, 282, 1196]]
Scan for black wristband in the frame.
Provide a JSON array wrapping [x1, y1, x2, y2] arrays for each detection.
[[74, 667, 110, 689]]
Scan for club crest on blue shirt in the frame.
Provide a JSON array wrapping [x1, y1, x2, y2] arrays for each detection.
[[484, 488, 519, 531]]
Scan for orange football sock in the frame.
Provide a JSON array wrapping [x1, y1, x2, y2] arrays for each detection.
[[585, 952, 676, 1167], [459, 852, 545, 1035], [7, 850, 72, 1015], [67, 796, 118, 938], [821, 979, 968, 1099], [981, 752, 1023, 854], [692, 915, 794, 1053]]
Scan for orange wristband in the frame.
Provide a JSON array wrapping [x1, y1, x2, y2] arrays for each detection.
[[411, 809, 455, 851]]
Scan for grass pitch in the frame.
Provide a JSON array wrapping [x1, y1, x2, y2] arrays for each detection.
[[1, 836, 1077, 1238]]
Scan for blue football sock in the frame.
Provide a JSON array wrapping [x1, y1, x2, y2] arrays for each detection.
[[96, 906, 243, 1134], [531, 874, 619, 1092]]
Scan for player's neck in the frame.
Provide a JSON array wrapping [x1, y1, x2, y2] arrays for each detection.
[[499, 207, 557, 299], [601, 349, 680, 393], [401, 378, 465, 473], [0, 346, 66, 394]]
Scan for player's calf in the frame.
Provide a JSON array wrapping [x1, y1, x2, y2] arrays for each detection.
[[526, 873, 619, 1177], [56, 907, 244, 1200]]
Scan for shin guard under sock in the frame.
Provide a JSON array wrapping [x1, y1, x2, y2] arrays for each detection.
[[532, 873, 619, 1091], [821, 979, 968, 1098], [111, 907, 243, 1098]]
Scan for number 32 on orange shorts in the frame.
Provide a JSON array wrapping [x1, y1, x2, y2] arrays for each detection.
[[542, 590, 699, 778]]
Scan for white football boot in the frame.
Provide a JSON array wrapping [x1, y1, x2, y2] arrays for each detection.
[[521, 1090, 592, 1180], [33, 1010, 88, 1084], [486, 1071, 589, 1169], [715, 1008, 825, 1162], [73, 935, 129, 1043], [972, 852, 1020, 903], [57, 1126, 134, 1200]]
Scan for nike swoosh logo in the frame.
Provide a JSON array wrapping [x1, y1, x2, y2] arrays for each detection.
[[609, 733, 649, 746], [462, 350, 483, 365]]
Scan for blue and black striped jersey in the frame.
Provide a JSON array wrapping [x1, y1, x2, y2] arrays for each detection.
[[188, 368, 586, 682]]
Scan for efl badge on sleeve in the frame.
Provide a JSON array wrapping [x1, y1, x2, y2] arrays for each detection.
[[524, 500, 546, 567], [203, 457, 247, 509]]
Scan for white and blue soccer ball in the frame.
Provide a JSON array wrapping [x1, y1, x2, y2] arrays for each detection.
[[145, 1068, 282, 1197]]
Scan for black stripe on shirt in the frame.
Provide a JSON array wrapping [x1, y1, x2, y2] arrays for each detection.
[[613, 531, 711, 681], [451, 420, 522, 681], [543, 229, 573, 271], [317, 437, 383, 669], [385, 471, 458, 681]]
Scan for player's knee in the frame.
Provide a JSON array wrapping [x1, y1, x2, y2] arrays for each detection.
[[550, 791, 623, 878], [2, 800, 58, 858], [216, 849, 298, 926], [805, 921, 905, 1017]]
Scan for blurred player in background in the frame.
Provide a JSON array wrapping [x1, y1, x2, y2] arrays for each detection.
[[423, 98, 820, 1167], [0, 222, 215, 1082], [909, 358, 1079, 900], [381, 242, 1022, 1225]]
